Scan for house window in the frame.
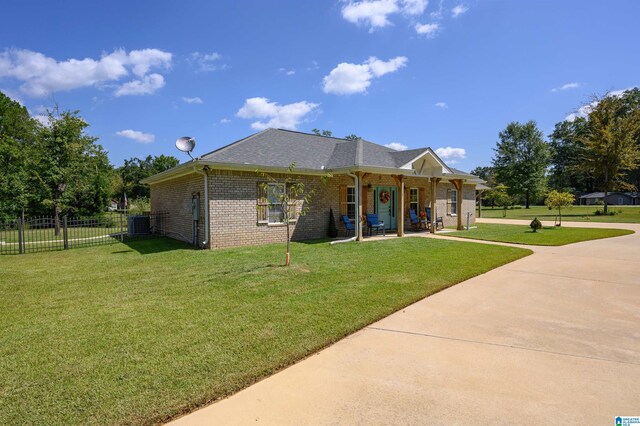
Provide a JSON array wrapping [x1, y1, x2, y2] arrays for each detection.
[[346, 186, 356, 220], [618, 197, 624, 205], [447, 189, 458, 215], [409, 188, 419, 214], [257, 183, 297, 224]]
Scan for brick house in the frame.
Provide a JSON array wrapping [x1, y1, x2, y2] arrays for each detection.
[[142, 129, 484, 249]]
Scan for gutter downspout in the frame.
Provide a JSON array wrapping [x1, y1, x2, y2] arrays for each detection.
[[195, 166, 210, 248], [331, 172, 359, 245]]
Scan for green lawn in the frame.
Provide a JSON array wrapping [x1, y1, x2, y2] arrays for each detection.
[[448, 223, 633, 246], [480, 205, 640, 223], [0, 237, 530, 425]]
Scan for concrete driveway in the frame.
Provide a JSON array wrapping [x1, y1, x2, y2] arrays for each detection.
[[169, 219, 640, 425]]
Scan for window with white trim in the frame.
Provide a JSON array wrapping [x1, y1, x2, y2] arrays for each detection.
[[346, 186, 356, 220], [257, 182, 297, 224], [447, 189, 458, 215], [409, 188, 419, 214]]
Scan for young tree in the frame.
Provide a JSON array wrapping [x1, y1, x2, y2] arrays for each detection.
[[574, 90, 640, 213], [488, 184, 513, 217], [492, 121, 550, 208], [258, 163, 326, 266], [344, 134, 361, 140], [544, 190, 575, 226]]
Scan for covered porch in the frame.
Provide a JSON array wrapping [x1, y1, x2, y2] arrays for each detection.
[[335, 149, 479, 241]]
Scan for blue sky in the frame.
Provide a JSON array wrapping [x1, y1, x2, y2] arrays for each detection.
[[1, 1, 638, 171]]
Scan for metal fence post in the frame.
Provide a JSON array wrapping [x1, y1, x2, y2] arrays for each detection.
[[63, 215, 69, 250], [18, 217, 24, 254], [120, 212, 124, 242]]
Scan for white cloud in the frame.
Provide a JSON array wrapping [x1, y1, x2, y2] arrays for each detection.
[[551, 82, 581, 92], [341, 0, 428, 31], [189, 52, 223, 72], [322, 56, 407, 95], [565, 87, 635, 121], [435, 146, 466, 160], [451, 4, 469, 17], [279, 68, 296, 76], [236, 97, 319, 130], [116, 129, 155, 144], [385, 142, 408, 151], [342, 0, 400, 30], [430, 0, 444, 19], [401, 0, 429, 15], [0, 48, 171, 97], [415, 22, 440, 37], [435, 101, 447, 108], [114, 73, 165, 97], [220, 118, 231, 124], [182, 96, 203, 104]]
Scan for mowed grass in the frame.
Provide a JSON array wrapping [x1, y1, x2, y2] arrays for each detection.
[[0, 237, 530, 425], [480, 205, 640, 223], [449, 223, 633, 246]]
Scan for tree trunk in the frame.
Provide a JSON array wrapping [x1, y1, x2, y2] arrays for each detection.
[[285, 223, 291, 267], [53, 195, 61, 236], [525, 190, 530, 209], [558, 207, 562, 226]]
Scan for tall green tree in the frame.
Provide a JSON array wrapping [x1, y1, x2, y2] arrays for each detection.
[[33, 108, 110, 233], [548, 118, 594, 193], [0, 92, 38, 220], [574, 89, 640, 213], [492, 121, 550, 208], [118, 155, 179, 199]]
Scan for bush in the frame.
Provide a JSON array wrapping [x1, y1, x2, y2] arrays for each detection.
[[530, 217, 542, 232], [595, 209, 617, 216]]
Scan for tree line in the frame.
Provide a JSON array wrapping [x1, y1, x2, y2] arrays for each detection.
[[473, 88, 640, 213], [0, 91, 179, 222]]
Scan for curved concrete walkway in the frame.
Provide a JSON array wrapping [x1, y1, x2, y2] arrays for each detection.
[[169, 220, 640, 425]]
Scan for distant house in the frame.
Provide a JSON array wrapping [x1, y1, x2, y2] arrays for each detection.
[[142, 129, 484, 249], [579, 192, 640, 205]]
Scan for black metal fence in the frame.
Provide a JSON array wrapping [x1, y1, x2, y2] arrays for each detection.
[[0, 211, 168, 255]]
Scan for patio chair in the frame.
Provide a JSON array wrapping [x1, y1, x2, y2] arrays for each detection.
[[366, 213, 385, 236], [426, 208, 444, 231], [341, 215, 354, 237], [409, 209, 423, 231]]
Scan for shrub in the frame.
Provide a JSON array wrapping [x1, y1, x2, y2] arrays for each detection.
[[530, 217, 542, 232], [595, 209, 616, 216]]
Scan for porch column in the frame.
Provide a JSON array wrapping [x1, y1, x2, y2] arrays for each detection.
[[430, 178, 441, 233], [356, 172, 363, 241], [392, 175, 405, 237], [478, 190, 483, 218], [452, 179, 464, 230]]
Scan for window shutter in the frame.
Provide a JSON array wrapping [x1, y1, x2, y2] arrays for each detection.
[[339, 185, 347, 216], [257, 183, 268, 223], [361, 186, 368, 215], [404, 187, 411, 218]]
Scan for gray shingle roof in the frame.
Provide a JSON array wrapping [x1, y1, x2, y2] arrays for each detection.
[[200, 128, 433, 170]]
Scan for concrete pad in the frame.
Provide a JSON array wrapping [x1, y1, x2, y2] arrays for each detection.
[[168, 221, 640, 425]]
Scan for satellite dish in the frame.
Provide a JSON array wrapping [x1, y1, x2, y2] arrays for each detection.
[[175, 136, 196, 160]]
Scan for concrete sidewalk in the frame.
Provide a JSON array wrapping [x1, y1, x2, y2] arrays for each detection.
[[169, 221, 640, 425]]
